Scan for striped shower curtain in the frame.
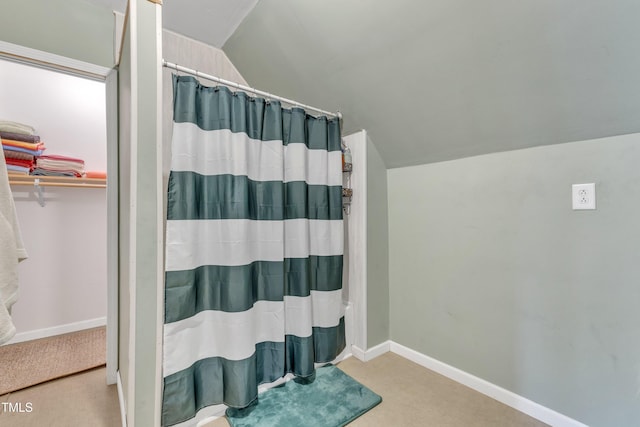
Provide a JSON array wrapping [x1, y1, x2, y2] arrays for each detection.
[[162, 75, 345, 426]]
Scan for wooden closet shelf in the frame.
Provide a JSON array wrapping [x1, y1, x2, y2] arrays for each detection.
[[7, 174, 107, 189]]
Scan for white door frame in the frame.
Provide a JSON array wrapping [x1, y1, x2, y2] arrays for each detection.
[[105, 68, 119, 385], [0, 40, 119, 384]]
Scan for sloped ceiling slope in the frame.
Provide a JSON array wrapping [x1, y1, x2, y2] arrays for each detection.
[[87, 0, 258, 49], [162, 0, 258, 48], [223, 0, 640, 168]]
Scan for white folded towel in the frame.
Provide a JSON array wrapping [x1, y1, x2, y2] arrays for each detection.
[[0, 120, 36, 136]]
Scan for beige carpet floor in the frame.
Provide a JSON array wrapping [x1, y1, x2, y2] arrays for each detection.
[[0, 367, 120, 427], [205, 352, 550, 427], [339, 353, 549, 427], [0, 351, 550, 426], [0, 327, 106, 396]]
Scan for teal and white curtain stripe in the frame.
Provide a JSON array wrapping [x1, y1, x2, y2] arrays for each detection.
[[162, 75, 345, 427]]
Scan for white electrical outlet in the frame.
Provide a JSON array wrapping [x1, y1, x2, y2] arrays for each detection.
[[572, 183, 596, 210]]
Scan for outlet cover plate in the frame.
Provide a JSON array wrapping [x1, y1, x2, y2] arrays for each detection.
[[572, 183, 596, 210]]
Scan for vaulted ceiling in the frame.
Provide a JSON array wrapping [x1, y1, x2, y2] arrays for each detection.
[[94, 0, 640, 168], [88, 0, 258, 48]]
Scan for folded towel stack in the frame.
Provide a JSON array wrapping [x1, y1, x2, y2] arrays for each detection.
[[1, 121, 45, 175], [2, 120, 98, 179], [34, 154, 85, 177]]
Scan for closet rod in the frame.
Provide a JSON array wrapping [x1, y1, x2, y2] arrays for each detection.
[[162, 60, 342, 120], [8, 175, 107, 189], [9, 181, 106, 189], [25, 182, 106, 189]]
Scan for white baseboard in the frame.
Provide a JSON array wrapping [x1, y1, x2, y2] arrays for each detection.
[[8, 317, 107, 344], [117, 370, 127, 427], [351, 344, 366, 361], [352, 340, 391, 362], [388, 341, 588, 427]]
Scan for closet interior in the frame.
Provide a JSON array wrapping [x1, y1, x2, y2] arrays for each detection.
[[0, 56, 108, 393]]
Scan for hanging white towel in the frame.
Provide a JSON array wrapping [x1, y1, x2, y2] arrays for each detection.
[[0, 148, 28, 345]]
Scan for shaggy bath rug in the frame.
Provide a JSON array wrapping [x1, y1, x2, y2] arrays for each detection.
[[226, 363, 382, 427]]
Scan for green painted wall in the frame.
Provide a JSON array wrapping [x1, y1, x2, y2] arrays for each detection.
[[387, 134, 640, 427], [366, 137, 389, 347], [0, 0, 113, 67]]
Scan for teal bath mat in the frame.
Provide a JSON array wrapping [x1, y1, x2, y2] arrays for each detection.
[[226, 364, 382, 427]]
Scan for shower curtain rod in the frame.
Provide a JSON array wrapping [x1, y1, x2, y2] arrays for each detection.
[[162, 60, 342, 119]]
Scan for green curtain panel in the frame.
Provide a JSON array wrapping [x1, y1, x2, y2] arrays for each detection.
[[162, 75, 345, 427]]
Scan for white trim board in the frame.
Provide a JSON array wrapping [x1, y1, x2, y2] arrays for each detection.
[[0, 40, 111, 80], [382, 341, 589, 427], [7, 317, 107, 345], [106, 68, 120, 386], [117, 371, 127, 427], [342, 130, 368, 352], [352, 340, 390, 362]]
